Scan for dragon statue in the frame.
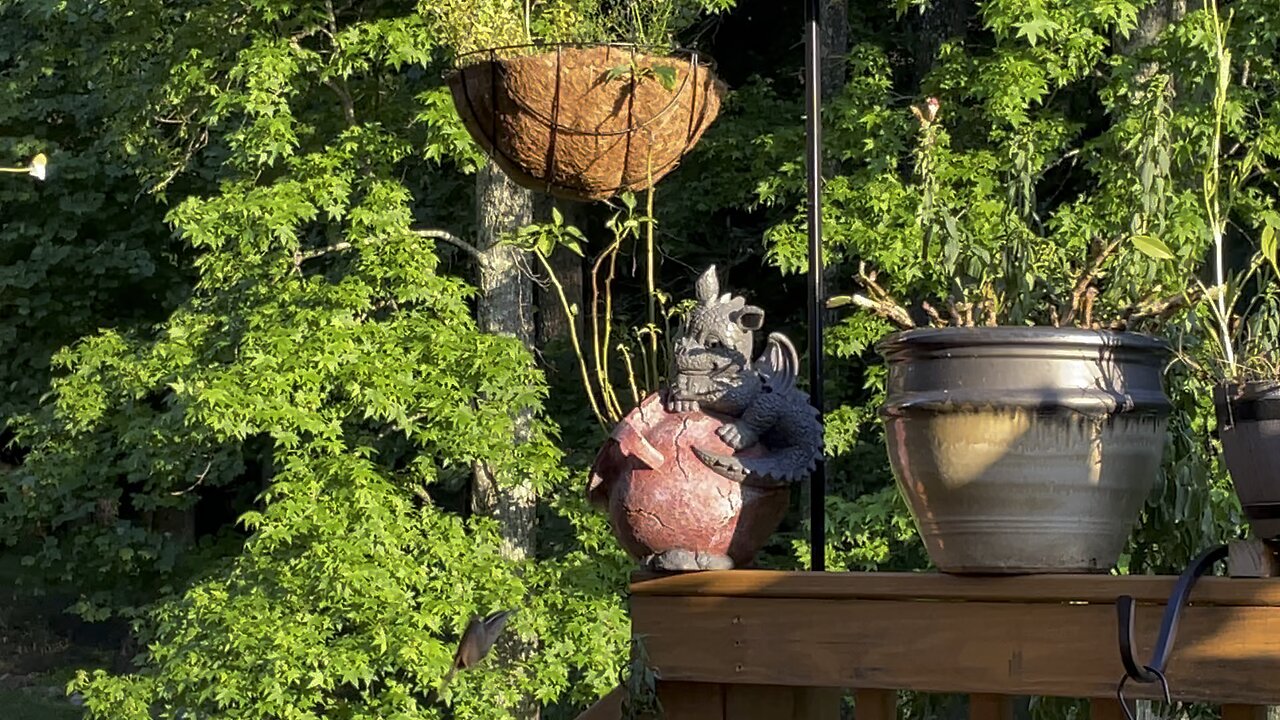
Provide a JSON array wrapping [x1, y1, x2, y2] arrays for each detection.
[[668, 265, 823, 486], [588, 266, 823, 571]]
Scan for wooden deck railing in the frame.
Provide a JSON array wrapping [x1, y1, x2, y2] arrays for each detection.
[[587, 559, 1280, 720]]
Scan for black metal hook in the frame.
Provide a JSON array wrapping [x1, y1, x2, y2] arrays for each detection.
[[1116, 667, 1171, 720], [1113, 544, 1228, 720]]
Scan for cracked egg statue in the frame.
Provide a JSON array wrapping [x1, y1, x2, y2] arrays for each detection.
[[587, 266, 823, 572]]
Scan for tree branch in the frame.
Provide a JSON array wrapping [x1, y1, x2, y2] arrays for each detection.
[[833, 293, 915, 329], [921, 301, 945, 327], [322, 78, 357, 127], [847, 262, 917, 329], [294, 240, 353, 268], [413, 228, 482, 261], [1083, 286, 1099, 328], [1108, 286, 1219, 331], [1061, 234, 1123, 326]]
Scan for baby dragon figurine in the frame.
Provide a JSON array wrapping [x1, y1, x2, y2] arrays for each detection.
[[667, 265, 823, 488], [587, 265, 823, 572]]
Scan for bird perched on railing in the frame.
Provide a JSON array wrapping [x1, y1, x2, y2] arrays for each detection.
[[439, 609, 515, 692]]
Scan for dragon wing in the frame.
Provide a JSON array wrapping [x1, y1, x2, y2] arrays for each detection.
[[755, 332, 799, 393]]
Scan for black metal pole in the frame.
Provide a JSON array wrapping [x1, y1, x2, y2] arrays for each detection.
[[803, 0, 826, 572]]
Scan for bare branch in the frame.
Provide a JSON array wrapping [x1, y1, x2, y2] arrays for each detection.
[[946, 300, 963, 326], [1083, 286, 1098, 328], [982, 300, 997, 326], [294, 240, 353, 268], [847, 262, 916, 328], [846, 293, 915, 330], [1037, 148, 1081, 179], [170, 461, 213, 496], [150, 127, 209, 196], [412, 228, 482, 261], [1061, 234, 1123, 326], [857, 261, 891, 301], [322, 78, 357, 127], [981, 284, 998, 326], [921, 301, 945, 327], [1108, 286, 1219, 331]]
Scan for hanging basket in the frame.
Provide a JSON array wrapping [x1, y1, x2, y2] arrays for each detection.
[[445, 43, 726, 203]]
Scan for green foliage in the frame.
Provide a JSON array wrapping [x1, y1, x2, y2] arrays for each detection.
[[5, 1, 1280, 718], [2, 0, 629, 716], [426, 0, 734, 55], [1176, 2, 1280, 383], [70, 455, 628, 718]]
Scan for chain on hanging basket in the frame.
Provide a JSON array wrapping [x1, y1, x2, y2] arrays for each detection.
[[445, 42, 726, 203]]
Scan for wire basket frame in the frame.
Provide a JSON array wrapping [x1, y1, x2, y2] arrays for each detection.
[[445, 42, 726, 202]]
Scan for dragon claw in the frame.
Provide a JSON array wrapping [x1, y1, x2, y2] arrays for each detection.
[[667, 398, 698, 414], [716, 421, 756, 450]]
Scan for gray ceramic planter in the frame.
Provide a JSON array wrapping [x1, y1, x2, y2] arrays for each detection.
[[876, 327, 1172, 574], [1215, 381, 1280, 541]]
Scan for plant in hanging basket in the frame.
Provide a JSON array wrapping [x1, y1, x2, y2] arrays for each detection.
[[445, 42, 726, 203]]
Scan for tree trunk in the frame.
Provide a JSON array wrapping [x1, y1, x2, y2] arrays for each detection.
[[472, 158, 540, 720], [907, 0, 973, 88], [1113, 0, 1199, 87], [821, 0, 848, 99], [1114, 0, 1195, 57]]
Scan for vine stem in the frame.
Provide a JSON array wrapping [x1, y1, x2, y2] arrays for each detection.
[[618, 344, 642, 406], [602, 240, 624, 418], [531, 249, 611, 427], [645, 146, 659, 389], [1206, 1, 1237, 376], [591, 236, 625, 420]]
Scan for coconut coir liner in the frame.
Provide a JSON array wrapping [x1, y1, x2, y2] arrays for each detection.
[[447, 45, 726, 203]]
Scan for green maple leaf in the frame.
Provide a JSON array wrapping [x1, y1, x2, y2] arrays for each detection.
[[1015, 16, 1060, 47]]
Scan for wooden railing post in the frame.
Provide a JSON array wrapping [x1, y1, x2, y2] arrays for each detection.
[[1089, 698, 1134, 720], [723, 685, 842, 719], [854, 689, 897, 720], [968, 694, 1014, 720], [655, 682, 725, 720]]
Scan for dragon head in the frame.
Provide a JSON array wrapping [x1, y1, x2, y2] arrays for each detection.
[[669, 266, 764, 414]]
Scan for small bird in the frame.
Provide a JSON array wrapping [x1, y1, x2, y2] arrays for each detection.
[[439, 609, 515, 691]]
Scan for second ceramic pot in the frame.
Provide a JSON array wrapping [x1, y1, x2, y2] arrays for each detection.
[[1215, 381, 1280, 541]]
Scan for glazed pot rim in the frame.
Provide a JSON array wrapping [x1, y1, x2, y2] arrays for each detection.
[[876, 325, 1170, 357], [1213, 379, 1280, 402]]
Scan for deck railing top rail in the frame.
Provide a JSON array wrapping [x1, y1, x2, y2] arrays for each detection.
[[630, 569, 1280, 607], [628, 569, 1280, 708]]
